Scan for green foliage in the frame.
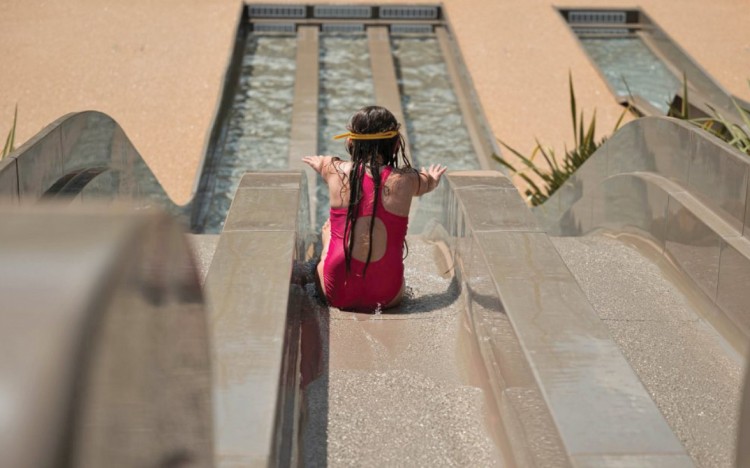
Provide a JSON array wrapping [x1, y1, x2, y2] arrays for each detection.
[[492, 73, 627, 206], [2, 105, 18, 160], [667, 71, 691, 121], [697, 102, 750, 155], [671, 74, 750, 157]]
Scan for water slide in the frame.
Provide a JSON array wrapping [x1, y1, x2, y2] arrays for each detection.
[[534, 116, 750, 467], [561, 8, 750, 126], [3, 5, 750, 468], [0, 207, 213, 467], [4, 114, 750, 467]]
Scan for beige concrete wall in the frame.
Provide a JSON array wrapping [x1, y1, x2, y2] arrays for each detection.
[[445, 0, 750, 196], [0, 0, 748, 203], [0, 0, 241, 204]]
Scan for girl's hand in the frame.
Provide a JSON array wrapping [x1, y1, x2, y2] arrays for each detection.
[[422, 164, 447, 185], [415, 163, 448, 196], [302, 155, 328, 174]]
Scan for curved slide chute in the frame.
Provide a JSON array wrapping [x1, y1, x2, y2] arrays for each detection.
[[0, 208, 212, 468]]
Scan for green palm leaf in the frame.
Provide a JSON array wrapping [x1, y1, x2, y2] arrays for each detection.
[[2, 105, 18, 159]]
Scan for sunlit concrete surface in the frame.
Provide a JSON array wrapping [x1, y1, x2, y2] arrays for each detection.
[[303, 238, 504, 466], [205, 171, 311, 466], [1, 0, 748, 202], [0, 0, 240, 204], [538, 117, 750, 354], [536, 114, 750, 466], [553, 234, 742, 468], [2, 1, 750, 465]]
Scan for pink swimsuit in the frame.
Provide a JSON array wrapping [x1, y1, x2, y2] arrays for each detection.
[[323, 167, 409, 311]]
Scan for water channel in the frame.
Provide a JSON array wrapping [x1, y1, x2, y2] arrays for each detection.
[[202, 30, 480, 233], [579, 36, 681, 114], [203, 33, 298, 233]]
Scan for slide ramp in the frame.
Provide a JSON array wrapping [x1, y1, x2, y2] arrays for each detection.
[[6, 113, 750, 466], [538, 116, 750, 467], [302, 235, 506, 466], [553, 234, 741, 467], [206, 170, 696, 467]]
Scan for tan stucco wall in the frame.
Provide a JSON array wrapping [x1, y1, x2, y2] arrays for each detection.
[[1, 0, 748, 203]]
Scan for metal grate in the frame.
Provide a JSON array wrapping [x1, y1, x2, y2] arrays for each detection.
[[248, 4, 306, 18], [569, 11, 627, 24], [253, 23, 297, 33], [380, 6, 438, 19], [574, 27, 630, 36], [322, 23, 365, 33], [314, 5, 372, 18], [390, 24, 433, 34]]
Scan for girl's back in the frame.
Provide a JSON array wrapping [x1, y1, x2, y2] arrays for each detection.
[[302, 105, 446, 311], [327, 161, 415, 263]]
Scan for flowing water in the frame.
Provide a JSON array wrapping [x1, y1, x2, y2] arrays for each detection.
[[392, 34, 478, 232], [203, 33, 297, 233], [205, 31, 481, 233], [391, 35, 477, 170], [579, 36, 681, 113], [315, 33, 375, 230]]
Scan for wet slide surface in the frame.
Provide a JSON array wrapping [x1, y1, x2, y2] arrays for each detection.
[[301, 236, 503, 467], [551, 234, 742, 468]]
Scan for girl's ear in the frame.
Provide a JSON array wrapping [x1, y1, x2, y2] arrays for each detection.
[[346, 138, 353, 154]]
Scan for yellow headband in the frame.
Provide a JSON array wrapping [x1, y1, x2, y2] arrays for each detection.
[[332, 130, 399, 141]]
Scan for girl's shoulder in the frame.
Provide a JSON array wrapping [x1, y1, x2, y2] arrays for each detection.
[[389, 166, 419, 178], [336, 159, 352, 172], [389, 166, 419, 184], [384, 166, 420, 194], [323, 157, 350, 179]]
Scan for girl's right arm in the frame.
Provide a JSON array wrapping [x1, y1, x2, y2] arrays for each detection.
[[302, 155, 339, 183], [413, 164, 447, 196], [302, 155, 332, 174]]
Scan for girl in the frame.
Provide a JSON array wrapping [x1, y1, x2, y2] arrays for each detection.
[[302, 106, 446, 312]]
